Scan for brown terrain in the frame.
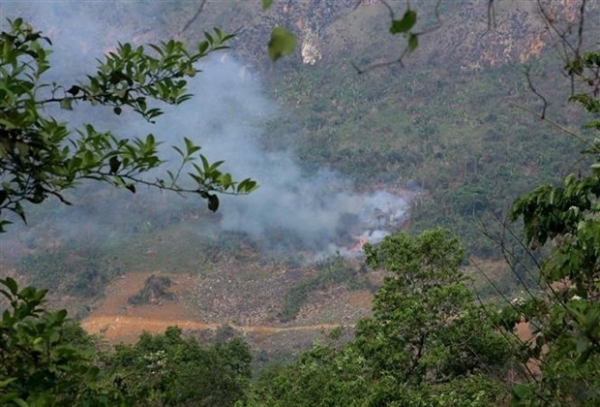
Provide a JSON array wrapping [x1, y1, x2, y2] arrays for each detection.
[[81, 271, 370, 345]]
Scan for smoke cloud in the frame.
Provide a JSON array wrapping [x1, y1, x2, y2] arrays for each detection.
[[1, 1, 411, 260]]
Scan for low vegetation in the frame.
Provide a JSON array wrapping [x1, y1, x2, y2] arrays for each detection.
[[128, 275, 176, 306], [279, 256, 374, 322]]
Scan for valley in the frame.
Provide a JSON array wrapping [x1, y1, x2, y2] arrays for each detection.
[[2, 0, 600, 404], [1, 0, 591, 352]]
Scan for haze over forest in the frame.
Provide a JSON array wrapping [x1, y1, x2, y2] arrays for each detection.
[[1, 1, 600, 404], [2, 1, 412, 259], [1, 0, 595, 328]]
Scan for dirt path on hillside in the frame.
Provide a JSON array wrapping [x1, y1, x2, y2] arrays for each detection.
[[81, 315, 347, 342], [79, 271, 363, 344]]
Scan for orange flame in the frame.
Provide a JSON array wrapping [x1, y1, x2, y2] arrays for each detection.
[[350, 236, 368, 252]]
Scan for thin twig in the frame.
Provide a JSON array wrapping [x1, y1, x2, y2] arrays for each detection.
[[537, 0, 577, 56], [524, 67, 548, 119], [353, 47, 408, 74], [472, 286, 545, 388], [576, 0, 587, 58], [416, 0, 443, 35], [378, 0, 395, 20], [353, 0, 443, 74], [179, 0, 208, 37], [508, 101, 591, 146], [487, 0, 496, 31]]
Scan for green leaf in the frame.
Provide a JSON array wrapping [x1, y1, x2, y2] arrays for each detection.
[[16, 142, 29, 157], [113, 106, 122, 115], [512, 384, 533, 400], [173, 145, 184, 158], [201, 155, 210, 173], [56, 309, 67, 322], [137, 98, 147, 112], [66, 85, 80, 96], [10, 397, 29, 407], [14, 203, 26, 222], [389, 9, 417, 34], [207, 194, 219, 212], [3, 277, 18, 295], [0, 378, 16, 388], [408, 33, 419, 52], [219, 173, 232, 188], [184, 137, 201, 155], [263, 0, 273, 10], [237, 179, 258, 193], [59, 98, 73, 110], [109, 156, 121, 174], [198, 41, 209, 54], [13, 398, 28, 407], [268, 27, 297, 62]]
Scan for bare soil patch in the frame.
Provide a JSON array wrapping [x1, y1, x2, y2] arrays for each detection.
[[82, 271, 358, 345]]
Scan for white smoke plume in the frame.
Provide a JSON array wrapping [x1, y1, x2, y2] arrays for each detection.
[[0, 1, 411, 260]]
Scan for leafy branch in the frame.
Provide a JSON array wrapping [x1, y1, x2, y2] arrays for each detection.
[[352, 0, 443, 74], [0, 18, 257, 232]]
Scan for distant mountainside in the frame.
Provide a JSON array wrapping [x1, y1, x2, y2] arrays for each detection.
[[13, 1, 593, 78], [180, 0, 596, 74]]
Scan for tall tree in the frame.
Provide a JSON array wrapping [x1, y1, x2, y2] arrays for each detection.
[[246, 229, 511, 406], [508, 48, 600, 405], [355, 228, 511, 405]]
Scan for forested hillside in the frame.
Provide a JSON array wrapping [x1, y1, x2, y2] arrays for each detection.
[[2, 0, 600, 405]]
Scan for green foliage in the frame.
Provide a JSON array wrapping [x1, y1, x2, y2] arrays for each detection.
[[279, 255, 373, 322], [359, 229, 511, 387], [262, 0, 273, 11], [244, 341, 370, 407], [267, 55, 582, 261], [268, 27, 297, 62], [389, 10, 417, 35], [0, 277, 122, 406], [421, 375, 508, 407], [128, 275, 175, 306], [0, 277, 254, 406], [248, 230, 511, 406], [388, 6, 420, 53], [109, 326, 251, 406], [5, 5, 600, 407], [17, 245, 113, 297], [507, 50, 600, 406], [0, 18, 257, 232]]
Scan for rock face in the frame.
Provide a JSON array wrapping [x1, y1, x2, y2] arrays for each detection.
[[179, 0, 597, 74], [22, 1, 593, 75], [301, 29, 321, 65]]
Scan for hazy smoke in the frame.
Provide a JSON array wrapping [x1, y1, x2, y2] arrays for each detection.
[[1, 1, 410, 259]]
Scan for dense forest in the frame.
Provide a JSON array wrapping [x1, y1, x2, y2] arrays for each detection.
[[2, 0, 600, 405]]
